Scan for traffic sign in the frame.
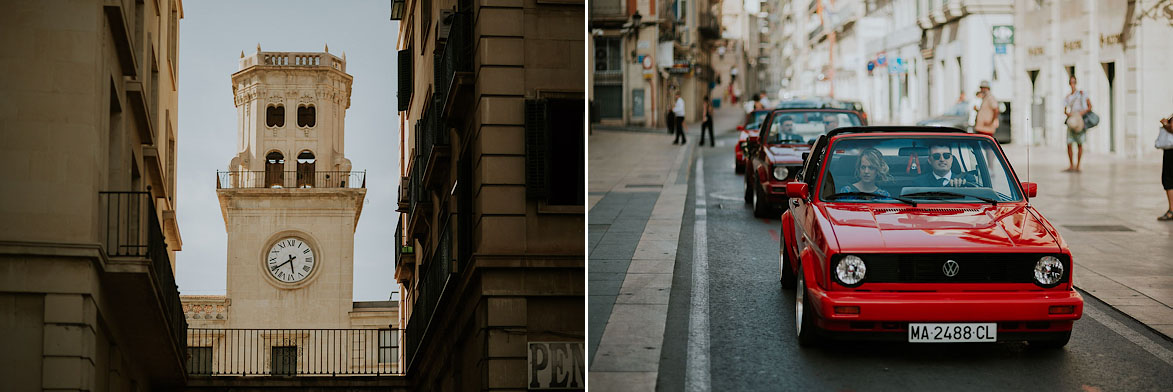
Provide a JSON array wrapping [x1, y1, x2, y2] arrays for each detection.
[[992, 25, 1014, 45]]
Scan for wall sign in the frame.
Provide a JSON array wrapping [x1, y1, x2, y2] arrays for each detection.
[[992, 25, 1015, 45], [528, 342, 584, 390]]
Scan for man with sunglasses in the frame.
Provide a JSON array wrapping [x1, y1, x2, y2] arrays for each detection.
[[915, 144, 970, 187]]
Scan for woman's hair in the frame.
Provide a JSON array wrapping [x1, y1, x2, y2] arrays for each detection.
[[855, 148, 891, 182]]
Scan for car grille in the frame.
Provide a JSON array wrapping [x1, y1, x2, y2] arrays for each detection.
[[860, 253, 1068, 284]]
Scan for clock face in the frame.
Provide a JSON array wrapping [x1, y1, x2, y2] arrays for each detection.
[[266, 237, 315, 283]]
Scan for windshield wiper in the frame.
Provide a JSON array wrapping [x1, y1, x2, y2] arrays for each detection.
[[825, 192, 918, 206], [902, 191, 998, 205]]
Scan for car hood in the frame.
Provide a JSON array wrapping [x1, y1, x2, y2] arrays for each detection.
[[820, 204, 1060, 252], [766, 145, 810, 164]]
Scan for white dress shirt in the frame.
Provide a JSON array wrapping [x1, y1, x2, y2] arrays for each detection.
[[932, 171, 953, 186], [673, 97, 686, 117]]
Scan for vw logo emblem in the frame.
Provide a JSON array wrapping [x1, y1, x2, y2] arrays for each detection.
[[942, 260, 960, 277]]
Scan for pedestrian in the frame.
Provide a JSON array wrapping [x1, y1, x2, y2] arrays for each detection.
[[666, 102, 675, 134], [759, 91, 772, 108], [699, 94, 714, 147], [672, 92, 687, 145], [1064, 75, 1092, 172], [1158, 113, 1173, 221], [752, 94, 765, 110], [974, 81, 1000, 137]]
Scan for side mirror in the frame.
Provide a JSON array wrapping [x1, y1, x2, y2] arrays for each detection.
[[801, 152, 810, 162], [786, 181, 809, 199], [747, 134, 759, 146], [1021, 182, 1037, 198]]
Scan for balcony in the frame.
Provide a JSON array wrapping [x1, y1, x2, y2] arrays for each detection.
[[434, 11, 474, 130], [699, 12, 721, 40], [403, 221, 453, 370], [407, 158, 431, 236], [99, 191, 187, 384], [216, 170, 366, 189], [185, 328, 402, 376], [415, 103, 450, 191], [394, 219, 415, 285]]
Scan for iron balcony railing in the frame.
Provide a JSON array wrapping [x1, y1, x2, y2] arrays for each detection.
[[216, 170, 366, 189], [404, 221, 453, 369], [186, 328, 403, 376], [434, 10, 473, 116], [99, 191, 188, 359]]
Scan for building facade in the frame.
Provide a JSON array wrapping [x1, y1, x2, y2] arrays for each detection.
[[179, 49, 398, 376], [590, 0, 721, 127], [0, 0, 187, 389], [1013, 0, 1173, 157], [393, 0, 585, 389]]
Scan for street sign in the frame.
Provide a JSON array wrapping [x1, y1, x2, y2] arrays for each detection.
[[995, 44, 1007, 54], [992, 25, 1014, 45]]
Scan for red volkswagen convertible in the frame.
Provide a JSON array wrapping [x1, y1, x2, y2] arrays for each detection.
[[778, 127, 1082, 347]]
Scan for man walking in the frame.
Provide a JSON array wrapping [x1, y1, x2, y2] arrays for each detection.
[[699, 94, 714, 147], [974, 81, 1000, 137], [672, 92, 687, 145], [1064, 75, 1092, 172]]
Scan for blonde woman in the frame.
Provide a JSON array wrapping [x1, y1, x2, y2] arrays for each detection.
[[839, 148, 892, 197]]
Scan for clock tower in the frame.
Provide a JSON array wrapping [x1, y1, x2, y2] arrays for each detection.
[[216, 47, 364, 328]]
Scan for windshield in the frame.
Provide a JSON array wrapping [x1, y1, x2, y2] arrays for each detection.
[[746, 111, 769, 129], [765, 111, 862, 144], [818, 136, 1022, 203]]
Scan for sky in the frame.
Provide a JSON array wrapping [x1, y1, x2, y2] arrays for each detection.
[[175, 0, 401, 300]]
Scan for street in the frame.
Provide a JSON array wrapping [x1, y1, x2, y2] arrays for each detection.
[[588, 109, 1173, 390]]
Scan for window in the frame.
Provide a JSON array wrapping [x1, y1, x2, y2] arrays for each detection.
[[379, 329, 399, 365], [398, 48, 413, 111], [271, 346, 297, 376], [168, 0, 177, 83], [187, 346, 212, 374], [266, 151, 285, 188], [593, 38, 621, 72], [297, 105, 316, 127], [525, 97, 585, 206], [296, 150, 315, 188], [266, 105, 285, 127]]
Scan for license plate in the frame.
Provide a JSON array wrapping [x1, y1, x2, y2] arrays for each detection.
[[908, 323, 997, 343]]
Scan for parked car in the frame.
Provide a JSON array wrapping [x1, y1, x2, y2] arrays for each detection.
[[778, 126, 1082, 347], [736, 110, 772, 174], [776, 97, 869, 125], [917, 102, 975, 133], [744, 109, 864, 217]]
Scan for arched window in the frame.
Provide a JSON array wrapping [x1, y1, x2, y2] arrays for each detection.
[[297, 105, 316, 127], [266, 105, 285, 127], [265, 151, 285, 188], [296, 150, 316, 188]]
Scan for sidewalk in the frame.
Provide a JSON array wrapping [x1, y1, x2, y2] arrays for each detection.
[[1001, 143, 1173, 339], [587, 106, 743, 390]]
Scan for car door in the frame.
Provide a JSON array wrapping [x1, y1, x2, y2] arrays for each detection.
[[750, 111, 778, 189], [789, 135, 828, 258]]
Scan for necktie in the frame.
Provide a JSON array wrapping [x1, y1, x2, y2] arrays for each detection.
[[942, 178, 949, 186]]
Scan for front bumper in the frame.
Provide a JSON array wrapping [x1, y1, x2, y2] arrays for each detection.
[[808, 287, 1083, 334]]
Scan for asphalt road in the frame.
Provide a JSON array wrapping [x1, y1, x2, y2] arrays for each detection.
[[655, 128, 1173, 391]]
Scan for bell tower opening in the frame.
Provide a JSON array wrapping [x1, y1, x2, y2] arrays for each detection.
[[265, 151, 285, 188], [266, 105, 285, 127], [297, 105, 316, 127], [296, 150, 316, 188]]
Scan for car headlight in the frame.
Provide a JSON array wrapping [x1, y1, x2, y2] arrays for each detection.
[[835, 255, 866, 286], [772, 166, 789, 181], [1034, 256, 1065, 287]]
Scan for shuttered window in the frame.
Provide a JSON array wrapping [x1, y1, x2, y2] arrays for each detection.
[[525, 97, 585, 205], [398, 48, 412, 111]]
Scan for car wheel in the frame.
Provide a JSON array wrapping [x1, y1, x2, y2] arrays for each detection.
[[1028, 330, 1072, 349], [795, 264, 820, 347], [779, 238, 796, 289], [752, 182, 771, 218], [744, 175, 753, 204]]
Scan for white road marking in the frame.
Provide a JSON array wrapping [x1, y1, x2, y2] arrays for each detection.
[[1082, 303, 1173, 367], [686, 157, 711, 391]]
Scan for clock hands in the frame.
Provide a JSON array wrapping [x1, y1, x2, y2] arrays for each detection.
[[271, 254, 295, 272]]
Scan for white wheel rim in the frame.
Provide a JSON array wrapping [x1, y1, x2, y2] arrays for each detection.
[[796, 271, 804, 335]]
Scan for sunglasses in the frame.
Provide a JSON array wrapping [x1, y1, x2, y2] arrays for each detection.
[[931, 153, 952, 160]]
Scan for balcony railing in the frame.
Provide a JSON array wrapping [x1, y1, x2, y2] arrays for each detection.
[[99, 191, 187, 360], [186, 328, 402, 376], [404, 221, 453, 369], [434, 10, 473, 117], [216, 170, 366, 189]]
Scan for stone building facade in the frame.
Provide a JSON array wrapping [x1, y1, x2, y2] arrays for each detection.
[[0, 0, 188, 389], [179, 49, 398, 376], [1013, 0, 1173, 157], [393, 0, 585, 389]]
